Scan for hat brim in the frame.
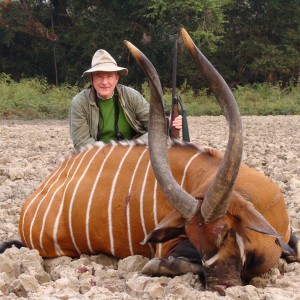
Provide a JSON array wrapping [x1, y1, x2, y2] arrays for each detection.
[[82, 64, 128, 77]]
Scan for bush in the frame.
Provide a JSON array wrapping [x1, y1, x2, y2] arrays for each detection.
[[233, 83, 300, 115], [141, 80, 300, 116], [0, 74, 80, 119], [1, 74, 299, 119]]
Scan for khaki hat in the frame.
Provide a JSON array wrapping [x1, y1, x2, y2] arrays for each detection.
[[82, 49, 128, 76]]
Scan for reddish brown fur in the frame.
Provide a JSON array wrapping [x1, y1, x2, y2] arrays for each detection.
[[19, 142, 289, 288]]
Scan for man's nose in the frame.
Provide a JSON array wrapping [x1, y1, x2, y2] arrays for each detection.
[[101, 77, 109, 84]]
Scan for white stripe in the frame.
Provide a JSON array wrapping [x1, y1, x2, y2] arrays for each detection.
[[296, 240, 300, 259], [126, 148, 147, 255], [39, 157, 74, 252], [68, 147, 105, 255], [150, 152, 200, 259], [153, 180, 158, 226], [108, 145, 133, 256], [153, 179, 162, 258], [52, 147, 102, 256], [84, 144, 109, 254], [180, 152, 200, 187], [53, 149, 92, 255], [236, 233, 246, 264], [28, 159, 72, 249], [21, 163, 64, 246], [83, 144, 116, 253], [52, 154, 82, 256], [140, 160, 155, 256], [203, 253, 219, 267], [203, 235, 245, 268]]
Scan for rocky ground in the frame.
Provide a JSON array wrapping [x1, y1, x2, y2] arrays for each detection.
[[0, 116, 299, 299]]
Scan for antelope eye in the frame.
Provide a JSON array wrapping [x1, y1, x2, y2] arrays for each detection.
[[220, 231, 230, 246], [215, 229, 229, 247], [223, 231, 229, 241]]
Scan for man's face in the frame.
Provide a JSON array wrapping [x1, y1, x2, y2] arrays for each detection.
[[92, 71, 120, 99]]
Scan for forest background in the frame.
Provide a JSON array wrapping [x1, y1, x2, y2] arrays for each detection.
[[0, 0, 299, 118]]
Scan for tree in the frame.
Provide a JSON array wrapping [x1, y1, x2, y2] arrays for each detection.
[[1, 0, 299, 87], [139, 0, 232, 89], [221, 0, 300, 84], [0, 0, 57, 41]]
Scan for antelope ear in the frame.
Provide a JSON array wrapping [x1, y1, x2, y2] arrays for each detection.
[[276, 238, 295, 256], [231, 196, 281, 239], [141, 210, 185, 244]]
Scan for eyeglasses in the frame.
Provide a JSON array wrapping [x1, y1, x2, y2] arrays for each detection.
[[93, 73, 118, 81]]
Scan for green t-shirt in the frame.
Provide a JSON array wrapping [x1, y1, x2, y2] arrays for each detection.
[[97, 97, 135, 143]]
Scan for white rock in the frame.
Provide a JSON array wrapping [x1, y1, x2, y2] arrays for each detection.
[[55, 276, 79, 292], [289, 177, 300, 188], [69, 257, 90, 268], [91, 253, 119, 267], [13, 274, 39, 297], [43, 256, 73, 275], [126, 273, 155, 292], [0, 257, 16, 278], [94, 267, 118, 279], [0, 272, 11, 295], [118, 255, 149, 272], [8, 168, 24, 181]]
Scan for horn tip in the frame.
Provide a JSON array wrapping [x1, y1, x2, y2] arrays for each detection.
[[125, 40, 138, 53], [180, 27, 187, 35], [181, 28, 193, 46]]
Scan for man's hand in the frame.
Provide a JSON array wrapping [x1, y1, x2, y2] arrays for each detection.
[[172, 115, 182, 130]]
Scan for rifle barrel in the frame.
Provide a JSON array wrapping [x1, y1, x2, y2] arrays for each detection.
[[170, 34, 180, 139], [172, 34, 178, 100]]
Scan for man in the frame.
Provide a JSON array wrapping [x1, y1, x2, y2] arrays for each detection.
[[69, 49, 182, 149]]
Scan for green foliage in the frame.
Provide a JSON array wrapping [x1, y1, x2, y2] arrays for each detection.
[[140, 79, 300, 117], [0, 0, 231, 87], [0, 73, 299, 120], [220, 0, 300, 84], [147, 0, 228, 44], [233, 83, 300, 115], [0, 73, 80, 119]]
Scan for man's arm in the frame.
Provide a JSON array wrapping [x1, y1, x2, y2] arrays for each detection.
[[69, 97, 96, 150]]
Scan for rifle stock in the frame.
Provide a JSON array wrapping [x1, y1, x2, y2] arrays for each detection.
[[169, 96, 180, 139]]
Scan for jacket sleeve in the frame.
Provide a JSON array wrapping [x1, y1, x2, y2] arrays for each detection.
[[69, 96, 96, 150], [133, 93, 149, 130]]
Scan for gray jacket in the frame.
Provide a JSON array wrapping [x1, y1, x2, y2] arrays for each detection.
[[69, 84, 149, 149]]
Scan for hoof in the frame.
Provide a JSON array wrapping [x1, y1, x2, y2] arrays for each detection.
[[141, 256, 202, 276]]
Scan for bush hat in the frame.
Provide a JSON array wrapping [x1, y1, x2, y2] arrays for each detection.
[[82, 49, 128, 76]]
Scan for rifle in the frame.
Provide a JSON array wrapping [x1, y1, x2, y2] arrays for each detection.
[[169, 34, 190, 142]]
